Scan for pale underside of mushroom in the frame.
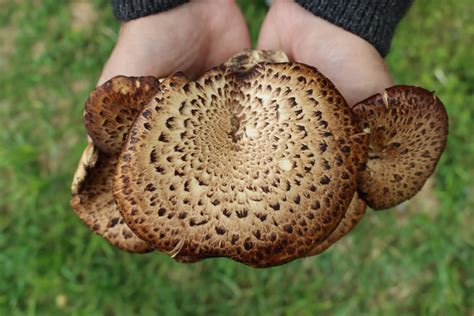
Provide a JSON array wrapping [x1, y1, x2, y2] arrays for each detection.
[[71, 49, 448, 268], [71, 142, 151, 252]]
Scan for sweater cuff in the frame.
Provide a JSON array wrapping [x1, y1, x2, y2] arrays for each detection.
[[111, 0, 188, 21], [295, 0, 413, 57]]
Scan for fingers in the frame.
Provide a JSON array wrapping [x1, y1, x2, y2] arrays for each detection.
[[256, 0, 291, 54], [257, 0, 309, 58], [256, 6, 281, 52], [199, 0, 252, 71], [257, 1, 393, 106], [97, 8, 207, 86], [293, 20, 393, 104], [98, 1, 252, 86]]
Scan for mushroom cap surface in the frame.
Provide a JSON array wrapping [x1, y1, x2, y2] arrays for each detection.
[[352, 86, 448, 209], [84, 76, 161, 154], [113, 61, 367, 267], [71, 76, 164, 251]]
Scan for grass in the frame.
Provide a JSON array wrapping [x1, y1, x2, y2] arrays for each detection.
[[0, 0, 472, 315]]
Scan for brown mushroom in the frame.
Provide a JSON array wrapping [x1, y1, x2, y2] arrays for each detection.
[[72, 76, 168, 252], [71, 49, 448, 267], [352, 86, 448, 209], [113, 58, 367, 267], [84, 76, 161, 155]]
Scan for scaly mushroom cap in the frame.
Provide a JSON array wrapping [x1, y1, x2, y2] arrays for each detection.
[[71, 76, 166, 252], [84, 76, 161, 154], [113, 61, 368, 267], [352, 86, 448, 209]]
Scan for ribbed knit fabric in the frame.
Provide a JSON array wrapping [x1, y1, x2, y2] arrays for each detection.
[[295, 0, 413, 56], [110, 0, 412, 57], [111, 0, 188, 21]]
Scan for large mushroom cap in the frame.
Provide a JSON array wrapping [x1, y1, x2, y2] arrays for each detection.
[[113, 60, 367, 267], [352, 86, 448, 209]]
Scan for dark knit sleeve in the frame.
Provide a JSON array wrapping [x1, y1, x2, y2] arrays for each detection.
[[295, 0, 413, 57], [111, 0, 188, 21]]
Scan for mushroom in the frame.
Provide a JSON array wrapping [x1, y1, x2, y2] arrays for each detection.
[[72, 49, 448, 267], [352, 86, 448, 209], [72, 74, 201, 253], [113, 58, 367, 267], [72, 76, 161, 252]]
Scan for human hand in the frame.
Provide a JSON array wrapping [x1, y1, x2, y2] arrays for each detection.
[[257, 0, 393, 106], [98, 0, 251, 85]]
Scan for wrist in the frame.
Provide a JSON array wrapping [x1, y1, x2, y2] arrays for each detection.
[[291, 16, 382, 68], [293, 18, 392, 105], [295, 0, 413, 57]]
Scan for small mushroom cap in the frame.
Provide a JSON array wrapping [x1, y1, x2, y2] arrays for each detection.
[[71, 143, 152, 252], [84, 76, 161, 155], [352, 86, 448, 209], [114, 60, 367, 267], [72, 76, 177, 251], [305, 192, 366, 257]]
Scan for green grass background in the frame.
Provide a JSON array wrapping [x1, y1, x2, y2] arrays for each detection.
[[0, 0, 473, 315]]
